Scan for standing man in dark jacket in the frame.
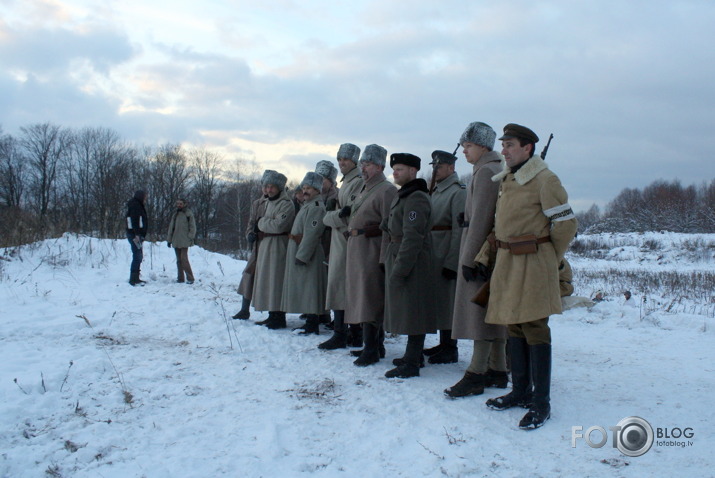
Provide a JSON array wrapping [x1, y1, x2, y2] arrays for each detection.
[[126, 190, 148, 286], [383, 153, 435, 378]]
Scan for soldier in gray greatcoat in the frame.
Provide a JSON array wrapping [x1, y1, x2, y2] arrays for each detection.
[[383, 153, 435, 379], [233, 179, 269, 320], [251, 170, 296, 329], [314, 159, 340, 325], [318, 143, 364, 350], [444, 122, 508, 399], [423, 150, 466, 365], [344, 144, 398, 366], [281, 172, 328, 335]]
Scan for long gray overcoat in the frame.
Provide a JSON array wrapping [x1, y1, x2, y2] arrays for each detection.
[[323, 167, 363, 310], [383, 179, 436, 335], [238, 195, 267, 299], [252, 190, 296, 311], [451, 151, 507, 340], [429, 172, 466, 330], [281, 199, 328, 315], [344, 171, 397, 326]]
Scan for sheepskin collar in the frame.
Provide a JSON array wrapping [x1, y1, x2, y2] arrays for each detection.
[[491, 155, 548, 185]]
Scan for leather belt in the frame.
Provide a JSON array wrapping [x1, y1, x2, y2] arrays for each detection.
[[289, 234, 303, 244], [495, 235, 551, 249]]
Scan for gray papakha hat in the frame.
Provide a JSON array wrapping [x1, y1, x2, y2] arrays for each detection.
[[315, 160, 338, 183], [337, 143, 361, 163], [301, 172, 324, 192], [261, 170, 288, 190], [358, 144, 387, 168], [459, 122, 496, 150]]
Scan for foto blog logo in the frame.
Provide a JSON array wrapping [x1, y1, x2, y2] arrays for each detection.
[[572, 416, 654, 457]]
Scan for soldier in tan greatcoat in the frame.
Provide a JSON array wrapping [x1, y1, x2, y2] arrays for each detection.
[[233, 179, 268, 320], [444, 122, 509, 400], [344, 144, 397, 366], [318, 144, 364, 350], [382, 153, 435, 379], [251, 170, 296, 329], [423, 150, 466, 365], [314, 159, 340, 326], [481, 123, 577, 430], [281, 172, 328, 334]]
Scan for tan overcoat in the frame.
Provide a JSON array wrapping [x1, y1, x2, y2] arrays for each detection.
[[238, 195, 268, 298], [429, 172, 466, 330], [167, 208, 196, 249], [344, 171, 397, 326], [323, 167, 363, 310], [451, 151, 507, 340], [252, 190, 296, 311], [281, 199, 328, 314], [383, 179, 436, 335], [480, 156, 578, 325]]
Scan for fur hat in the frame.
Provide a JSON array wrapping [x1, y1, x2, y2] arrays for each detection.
[[459, 122, 496, 150], [301, 172, 324, 192], [337, 143, 361, 163], [358, 144, 387, 167], [261, 170, 287, 190], [315, 160, 338, 183], [390, 153, 421, 171]]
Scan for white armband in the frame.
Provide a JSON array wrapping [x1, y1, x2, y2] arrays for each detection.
[[543, 203, 575, 222]]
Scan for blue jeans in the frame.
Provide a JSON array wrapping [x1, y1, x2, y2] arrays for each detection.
[[127, 232, 143, 273]]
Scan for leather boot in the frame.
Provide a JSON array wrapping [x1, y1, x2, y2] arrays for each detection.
[[232, 297, 251, 320], [294, 314, 320, 335], [484, 369, 509, 389], [256, 312, 273, 326], [264, 311, 287, 329], [318, 310, 347, 349], [347, 324, 363, 347], [519, 344, 551, 430], [353, 323, 380, 366], [386, 334, 424, 378], [486, 337, 532, 410], [350, 326, 385, 358], [444, 371, 485, 398]]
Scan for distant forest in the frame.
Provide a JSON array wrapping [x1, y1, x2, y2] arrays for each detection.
[[1, 122, 714, 251]]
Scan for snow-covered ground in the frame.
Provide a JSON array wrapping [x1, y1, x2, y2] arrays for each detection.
[[0, 234, 713, 478]]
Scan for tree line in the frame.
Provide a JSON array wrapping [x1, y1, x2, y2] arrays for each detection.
[[2, 122, 713, 251], [0, 122, 264, 253]]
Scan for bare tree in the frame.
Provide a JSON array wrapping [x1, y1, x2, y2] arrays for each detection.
[[188, 147, 224, 239], [0, 131, 26, 207], [19, 122, 72, 217], [145, 144, 192, 240]]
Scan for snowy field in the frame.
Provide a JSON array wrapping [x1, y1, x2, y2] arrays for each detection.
[[1, 233, 713, 478]]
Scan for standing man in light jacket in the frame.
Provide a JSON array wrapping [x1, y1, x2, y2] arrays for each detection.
[[126, 189, 148, 286], [251, 170, 296, 329], [345, 144, 397, 366], [445, 122, 508, 399], [318, 143, 363, 350], [423, 150, 466, 365], [167, 198, 197, 284], [482, 123, 577, 430]]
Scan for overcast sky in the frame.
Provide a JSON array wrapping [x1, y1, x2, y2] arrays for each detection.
[[2, 0, 714, 211]]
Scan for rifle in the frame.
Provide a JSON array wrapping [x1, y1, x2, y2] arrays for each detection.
[[540, 134, 554, 159], [429, 143, 460, 196]]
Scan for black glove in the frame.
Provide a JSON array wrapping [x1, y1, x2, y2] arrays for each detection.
[[295, 258, 307, 266], [476, 263, 491, 281], [457, 212, 465, 227], [462, 265, 478, 282], [442, 268, 457, 280], [338, 206, 352, 218], [167, 241, 171, 248], [326, 198, 337, 211], [247, 232, 257, 244], [253, 221, 261, 234]]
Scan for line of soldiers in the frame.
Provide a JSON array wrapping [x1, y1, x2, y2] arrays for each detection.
[[233, 121, 577, 430]]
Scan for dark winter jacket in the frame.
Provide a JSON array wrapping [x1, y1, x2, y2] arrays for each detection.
[[126, 191, 148, 237]]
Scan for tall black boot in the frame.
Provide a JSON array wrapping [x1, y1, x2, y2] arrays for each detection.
[[318, 310, 347, 349], [265, 311, 287, 329], [386, 334, 424, 378], [256, 312, 273, 326], [294, 314, 320, 335], [428, 330, 458, 364], [519, 344, 551, 430], [350, 325, 385, 358], [347, 324, 363, 347], [232, 297, 251, 320], [353, 323, 380, 366], [486, 337, 532, 410]]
